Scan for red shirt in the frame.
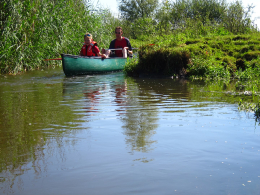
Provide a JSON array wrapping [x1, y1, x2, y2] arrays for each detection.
[[114, 38, 127, 57], [109, 37, 132, 57]]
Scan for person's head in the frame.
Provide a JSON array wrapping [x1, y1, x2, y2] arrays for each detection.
[[84, 33, 92, 45], [115, 26, 123, 39]]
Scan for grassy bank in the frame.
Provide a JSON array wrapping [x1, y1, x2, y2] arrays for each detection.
[[125, 33, 260, 80], [125, 32, 260, 120]]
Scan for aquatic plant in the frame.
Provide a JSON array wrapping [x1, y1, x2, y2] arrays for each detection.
[[255, 103, 260, 122], [238, 98, 260, 123], [124, 57, 140, 76]]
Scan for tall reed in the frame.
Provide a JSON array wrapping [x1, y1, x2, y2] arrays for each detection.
[[0, 0, 112, 74]]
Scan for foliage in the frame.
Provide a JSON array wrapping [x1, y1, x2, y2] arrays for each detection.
[[98, 8, 123, 47], [223, 0, 254, 34], [126, 44, 190, 76], [124, 33, 260, 80], [0, 0, 111, 74], [1, 0, 259, 74], [169, 0, 226, 25], [129, 17, 157, 39], [113, 0, 258, 45], [160, 0, 256, 35], [156, 0, 172, 34], [118, 0, 159, 22], [124, 56, 139, 76]]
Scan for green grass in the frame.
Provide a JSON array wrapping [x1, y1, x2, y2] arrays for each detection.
[[125, 33, 260, 80]]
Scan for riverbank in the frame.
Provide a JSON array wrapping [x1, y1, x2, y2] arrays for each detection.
[[125, 33, 260, 80], [1, 0, 258, 75]]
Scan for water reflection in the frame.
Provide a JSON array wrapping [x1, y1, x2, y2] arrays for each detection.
[[62, 74, 158, 154], [62, 74, 127, 114], [0, 69, 260, 195], [0, 69, 81, 193], [120, 77, 192, 154]]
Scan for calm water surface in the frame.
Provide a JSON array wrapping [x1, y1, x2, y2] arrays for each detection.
[[0, 67, 259, 195]]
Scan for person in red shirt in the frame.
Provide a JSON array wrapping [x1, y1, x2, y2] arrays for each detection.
[[102, 27, 133, 58], [80, 33, 106, 57]]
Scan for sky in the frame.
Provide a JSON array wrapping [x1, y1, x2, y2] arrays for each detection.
[[96, 0, 260, 29]]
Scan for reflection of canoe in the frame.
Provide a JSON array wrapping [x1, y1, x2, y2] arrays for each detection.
[[61, 54, 128, 76]]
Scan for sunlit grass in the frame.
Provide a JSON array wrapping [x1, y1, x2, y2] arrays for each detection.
[[125, 33, 260, 80]]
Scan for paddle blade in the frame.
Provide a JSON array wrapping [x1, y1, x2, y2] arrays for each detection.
[[44, 58, 62, 61]]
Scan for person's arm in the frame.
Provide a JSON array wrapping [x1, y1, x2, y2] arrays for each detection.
[[126, 38, 132, 50], [101, 40, 115, 58], [125, 38, 133, 55], [94, 46, 107, 58]]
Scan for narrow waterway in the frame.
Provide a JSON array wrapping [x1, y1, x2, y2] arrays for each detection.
[[0, 67, 259, 195]]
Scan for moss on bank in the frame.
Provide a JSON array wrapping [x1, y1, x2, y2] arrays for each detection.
[[125, 34, 260, 79]]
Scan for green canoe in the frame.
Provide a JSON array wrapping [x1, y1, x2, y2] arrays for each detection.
[[61, 54, 129, 76]]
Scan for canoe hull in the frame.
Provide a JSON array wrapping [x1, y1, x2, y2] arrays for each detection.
[[61, 54, 127, 76]]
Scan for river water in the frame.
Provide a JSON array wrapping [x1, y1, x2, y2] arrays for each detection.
[[0, 67, 259, 195]]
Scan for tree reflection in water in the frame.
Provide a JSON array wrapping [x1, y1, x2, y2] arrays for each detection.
[[2, 70, 258, 194], [121, 77, 191, 157], [0, 72, 82, 193]]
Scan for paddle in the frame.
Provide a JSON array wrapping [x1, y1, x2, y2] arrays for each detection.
[[103, 48, 138, 55], [44, 58, 62, 61], [108, 48, 139, 50], [108, 48, 124, 51]]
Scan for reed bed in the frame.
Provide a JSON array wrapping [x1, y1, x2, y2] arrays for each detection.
[[0, 0, 112, 74]]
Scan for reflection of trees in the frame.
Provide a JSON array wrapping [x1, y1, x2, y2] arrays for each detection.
[[122, 108, 158, 153], [63, 74, 160, 154], [121, 77, 192, 154], [0, 74, 81, 193], [121, 78, 159, 153], [189, 79, 260, 107], [2, 71, 257, 192]]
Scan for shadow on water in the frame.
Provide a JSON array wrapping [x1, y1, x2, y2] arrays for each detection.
[[0, 67, 260, 194]]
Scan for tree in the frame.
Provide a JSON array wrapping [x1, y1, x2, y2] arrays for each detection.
[[223, 1, 254, 33], [169, 0, 227, 26], [164, 0, 255, 34], [118, 0, 159, 22], [156, 0, 172, 34]]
